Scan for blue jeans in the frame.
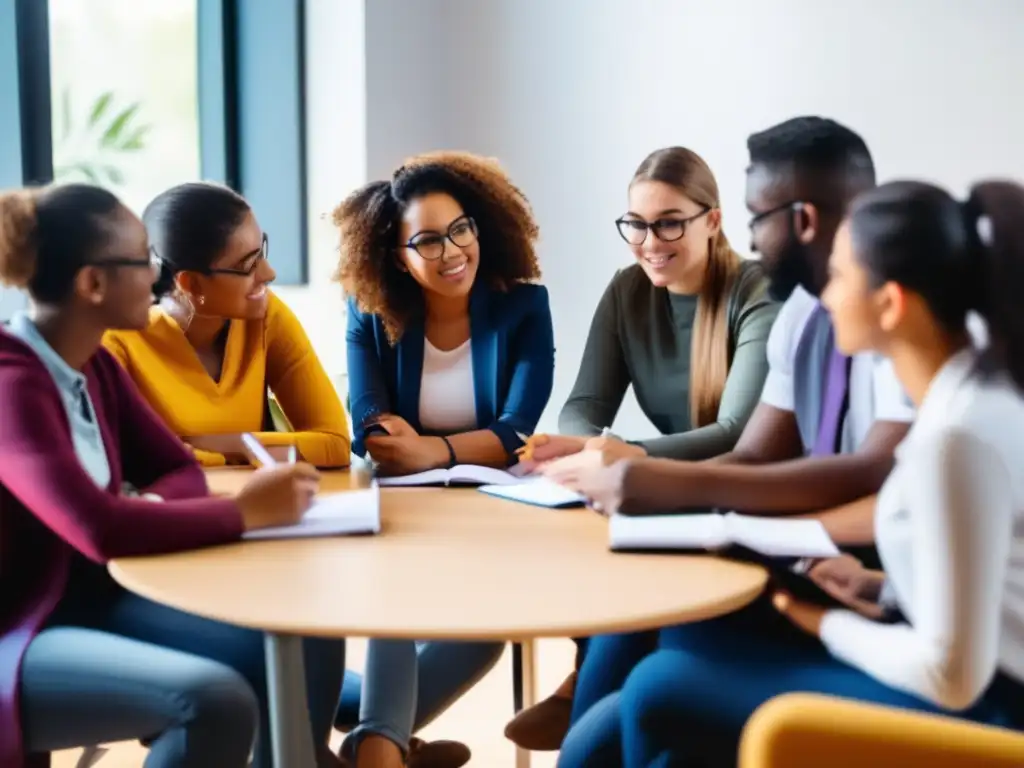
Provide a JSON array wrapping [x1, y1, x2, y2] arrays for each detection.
[[336, 639, 504, 753], [571, 632, 657, 726], [24, 589, 345, 768], [21, 627, 259, 768], [558, 598, 1024, 767]]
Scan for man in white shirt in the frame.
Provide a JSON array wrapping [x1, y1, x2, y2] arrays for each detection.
[[515, 118, 916, 755], [548, 117, 913, 535]]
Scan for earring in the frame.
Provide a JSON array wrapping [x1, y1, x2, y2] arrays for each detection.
[[170, 287, 196, 331], [197, 295, 205, 306]]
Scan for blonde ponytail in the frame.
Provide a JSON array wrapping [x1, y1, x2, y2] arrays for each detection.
[[689, 231, 742, 427]]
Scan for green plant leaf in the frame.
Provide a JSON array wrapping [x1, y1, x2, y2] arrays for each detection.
[[104, 165, 124, 184], [88, 92, 114, 128], [56, 162, 101, 184], [118, 124, 150, 151], [60, 87, 72, 142], [101, 103, 140, 148]]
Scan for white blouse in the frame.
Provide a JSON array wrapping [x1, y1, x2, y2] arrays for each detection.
[[418, 338, 478, 434], [820, 347, 1024, 709]]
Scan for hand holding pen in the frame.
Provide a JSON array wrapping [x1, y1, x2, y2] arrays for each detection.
[[234, 433, 319, 530]]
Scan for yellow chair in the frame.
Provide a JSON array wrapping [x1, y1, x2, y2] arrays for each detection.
[[739, 693, 1024, 767]]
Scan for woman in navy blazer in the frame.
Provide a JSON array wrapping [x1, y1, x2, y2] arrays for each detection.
[[333, 151, 554, 768]]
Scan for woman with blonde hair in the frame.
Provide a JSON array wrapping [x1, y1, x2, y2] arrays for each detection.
[[505, 147, 780, 750]]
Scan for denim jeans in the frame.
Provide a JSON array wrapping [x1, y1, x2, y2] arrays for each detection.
[[337, 639, 504, 753]]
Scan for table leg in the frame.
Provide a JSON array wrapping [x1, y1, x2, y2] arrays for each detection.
[[512, 640, 538, 768], [265, 632, 317, 768]]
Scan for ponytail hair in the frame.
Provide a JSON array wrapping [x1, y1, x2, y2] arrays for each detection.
[[0, 183, 122, 303], [143, 181, 251, 301], [963, 181, 1024, 390], [0, 190, 40, 290], [848, 179, 1024, 390], [630, 147, 742, 427]]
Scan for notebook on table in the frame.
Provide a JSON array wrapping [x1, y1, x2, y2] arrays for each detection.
[[478, 477, 587, 508], [243, 483, 381, 540], [377, 464, 526, 487], [609, 511, 839, 559]]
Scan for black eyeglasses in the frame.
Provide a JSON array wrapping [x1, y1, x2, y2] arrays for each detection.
[[615, 208, 711, 246], [206, 233, 269, 276], [404, 216, 478, 261], [747, 201, 808, 231], [88, 246, 161, 270]]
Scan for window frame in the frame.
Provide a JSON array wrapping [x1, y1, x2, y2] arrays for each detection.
[[0, 0, 309, 289]]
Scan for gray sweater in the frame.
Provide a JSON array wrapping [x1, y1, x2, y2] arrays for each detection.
[[559, 260, 780, 459]]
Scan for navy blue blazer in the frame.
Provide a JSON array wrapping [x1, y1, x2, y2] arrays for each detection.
[[346, 282, 555, 459]]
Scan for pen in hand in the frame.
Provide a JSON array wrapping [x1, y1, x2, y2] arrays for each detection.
[[241, 433, 278, 468]]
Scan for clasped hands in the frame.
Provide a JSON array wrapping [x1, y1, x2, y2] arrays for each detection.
[[363, 414, 451, 475]]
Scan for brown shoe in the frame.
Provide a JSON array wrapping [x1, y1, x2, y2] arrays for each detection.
[[503, 671, 576, 751], [406, 737, 471, 768]]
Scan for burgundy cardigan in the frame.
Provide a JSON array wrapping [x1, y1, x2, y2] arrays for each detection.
[[0, 330, 245, 768]]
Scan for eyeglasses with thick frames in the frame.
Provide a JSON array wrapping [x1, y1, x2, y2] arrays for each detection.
[[615, 208, 711, 246], [403, 215, 478, 261], [204, 233, 270, 276]]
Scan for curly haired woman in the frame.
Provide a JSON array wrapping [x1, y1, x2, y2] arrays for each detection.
[[332, 152, 555, 768]]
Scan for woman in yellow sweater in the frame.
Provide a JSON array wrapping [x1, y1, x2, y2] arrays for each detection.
[[103, 181, 351, 468]]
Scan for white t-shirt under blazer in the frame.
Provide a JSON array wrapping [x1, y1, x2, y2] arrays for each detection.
[[820, 346, 1024, 709], [418, 338, 477, 434]]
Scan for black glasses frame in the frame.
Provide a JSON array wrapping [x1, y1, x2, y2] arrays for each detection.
[[747, 201, 810, 231], [88, 245, 161, 270], [615, 208, 711, 246], [205, 233, 270, 276], [403, 215, 478, 261]]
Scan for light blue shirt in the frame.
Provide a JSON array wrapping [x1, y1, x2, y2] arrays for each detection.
[[7, 312, 111, 489]]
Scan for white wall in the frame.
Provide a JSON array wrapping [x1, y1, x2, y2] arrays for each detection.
[[302, 0, 1024, 432]]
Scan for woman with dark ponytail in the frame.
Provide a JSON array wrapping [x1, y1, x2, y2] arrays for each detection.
[[102, 181, 351, 468], [558, 179, 1024, 767]]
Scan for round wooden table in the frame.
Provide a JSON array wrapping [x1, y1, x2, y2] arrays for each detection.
[[109, 468, 767, 767]]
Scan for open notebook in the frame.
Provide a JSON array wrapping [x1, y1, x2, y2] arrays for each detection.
[[377, 464, 526, 487], [478, 477, 586, 508], [243, 483, 381, 540], [609, 511, 839, 558]]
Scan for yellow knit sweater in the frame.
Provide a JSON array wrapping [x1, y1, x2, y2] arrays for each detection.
[[103, 291, 351, 468]]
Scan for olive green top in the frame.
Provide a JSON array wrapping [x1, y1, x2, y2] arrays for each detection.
[[559, 259, 780, 459]]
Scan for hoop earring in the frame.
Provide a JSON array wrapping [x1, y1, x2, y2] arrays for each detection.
[[174, 288, 196, 331]]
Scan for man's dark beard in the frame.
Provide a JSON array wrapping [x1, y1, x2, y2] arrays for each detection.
[[765, 236, 817, 301]]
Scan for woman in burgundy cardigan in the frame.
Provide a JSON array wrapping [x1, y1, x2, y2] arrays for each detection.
[[0, 184, 344, 768]]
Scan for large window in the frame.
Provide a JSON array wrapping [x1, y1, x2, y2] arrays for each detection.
[[49, 0, 201, 216], [1, 0, 309, 286]]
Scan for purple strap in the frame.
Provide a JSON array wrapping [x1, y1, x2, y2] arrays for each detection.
[[812, 326, 850, 456]]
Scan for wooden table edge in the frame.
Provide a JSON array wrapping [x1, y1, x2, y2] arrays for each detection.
[[108, 557, 768, 640]]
